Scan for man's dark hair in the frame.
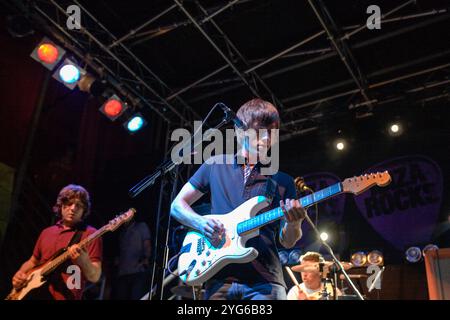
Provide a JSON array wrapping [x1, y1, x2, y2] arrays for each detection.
[[53, 184, 91, 219], [236, 98, 280, 130]]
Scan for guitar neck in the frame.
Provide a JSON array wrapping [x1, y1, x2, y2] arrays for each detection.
[[41, 227, 107, 276], [237, 182, 343, 235]]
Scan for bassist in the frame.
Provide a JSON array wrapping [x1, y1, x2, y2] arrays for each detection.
[[11, 184, 102, 300]]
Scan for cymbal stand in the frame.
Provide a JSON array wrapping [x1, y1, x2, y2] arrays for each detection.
[[319, 262, 331, 300], [191, 286, 203, 300]]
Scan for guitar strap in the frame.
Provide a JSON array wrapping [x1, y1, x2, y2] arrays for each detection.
[[67, 230, 83, 248], [47, 229, 84, 261], [264, 177, 277, 205]]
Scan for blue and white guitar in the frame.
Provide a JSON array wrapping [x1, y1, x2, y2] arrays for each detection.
[[178, 172, 391, 286]]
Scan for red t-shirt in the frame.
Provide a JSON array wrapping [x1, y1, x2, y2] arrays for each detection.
[[32, 221, 102, 300]]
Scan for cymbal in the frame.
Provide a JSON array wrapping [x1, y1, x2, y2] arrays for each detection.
[[170, 285, 204, 299], [291, 261, 353, 273], [291, 261, 332, 273]]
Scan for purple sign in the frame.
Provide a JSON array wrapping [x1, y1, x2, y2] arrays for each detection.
[[294, 172, 346, 248], [354, 155, 443, 250]]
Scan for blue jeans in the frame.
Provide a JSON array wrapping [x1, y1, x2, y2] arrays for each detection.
[[204, 280, 287, 300]]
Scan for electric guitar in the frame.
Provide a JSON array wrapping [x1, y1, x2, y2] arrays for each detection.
[[178, 172, 391, 286], [5, 208, 136, 300]]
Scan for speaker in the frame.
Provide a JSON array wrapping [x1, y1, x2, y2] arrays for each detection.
[[424, 248, 450, 300]]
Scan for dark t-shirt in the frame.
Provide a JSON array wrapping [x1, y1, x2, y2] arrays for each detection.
[[189, 154, 297, 288], [32, 221, 103, 300], [118, 221, 151, 276]]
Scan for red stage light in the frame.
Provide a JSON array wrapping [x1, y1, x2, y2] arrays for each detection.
[[104, 99, 123, 117], [100, 94, 127, 121], [37, 43, 59, 64], [31, 37, 65, 70]]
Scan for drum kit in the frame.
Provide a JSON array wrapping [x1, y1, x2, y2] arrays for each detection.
[[291, 260, 353, 273], [170, 285, 205, 300], [170, 259, 365, 300], [288, 260, 364, 300]]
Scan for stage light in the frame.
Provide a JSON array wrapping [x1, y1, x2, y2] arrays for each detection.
[[367, 250, 384, 266], [38, 44, 59, 64], [405, 246, 422, 263], [422, 244, 439, 257], [350, 251, 367, 267], [389, 122, 403, 136], [320, 232, 329, 241], [7, 14, 34, 38], [390, 124, 399, 133], [288, 249, 302, 265], [59, 64, 80, 83], [100, 95, 128, 121], [278, 251, 289, 266], [124, 113, 146, 133], [30, 37, 65, 70], [78, 74, 95, 92], [52, 58, 85, 89], [335, 140, 345, 151], [78, 74, 106, 97]]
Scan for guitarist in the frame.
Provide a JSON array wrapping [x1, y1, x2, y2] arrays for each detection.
[[11, 184, 102, 300], [171, 98, 306, 300]]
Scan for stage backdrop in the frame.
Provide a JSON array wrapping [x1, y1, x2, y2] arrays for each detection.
[[294, 155, 443, 252], [354, 155, 443, 250]]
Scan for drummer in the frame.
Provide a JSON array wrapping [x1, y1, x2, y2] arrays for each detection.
[[287, 251, 341, 300]]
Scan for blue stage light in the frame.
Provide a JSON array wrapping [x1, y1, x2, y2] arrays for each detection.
[[52, 58, 85, 89], [125, 114, 146, 133], [59, 64, 80, 84]]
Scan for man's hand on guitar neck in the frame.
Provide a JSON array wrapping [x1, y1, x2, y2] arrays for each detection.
[[68, 244, 102, 283], [68, 244, 89, 264], [280, 198, 306, 224], [279, 198, 306, 249]]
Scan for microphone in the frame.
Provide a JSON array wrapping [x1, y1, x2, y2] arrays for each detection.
[[218, 103, 247, 130], [294, 176, 313, 193]]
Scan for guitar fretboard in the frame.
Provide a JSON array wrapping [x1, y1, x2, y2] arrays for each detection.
[[236, 182, 342, 235]]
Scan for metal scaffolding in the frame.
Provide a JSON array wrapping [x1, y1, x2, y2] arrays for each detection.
[[11, 0, 450, 138]]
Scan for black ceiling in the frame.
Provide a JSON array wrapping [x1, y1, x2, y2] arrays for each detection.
[[4, 0, 450, 138]]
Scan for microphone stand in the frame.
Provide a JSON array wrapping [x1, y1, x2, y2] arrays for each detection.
[[128, 117, 228, 198], [304, 187, 319, 227], [128, 107, 231, 300], [318, 262, 330, 300], [302, 210, 365, 300]]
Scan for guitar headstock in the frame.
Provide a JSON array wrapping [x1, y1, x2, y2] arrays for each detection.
[[105, 208, 136, 232], [342, 171, 391, 195]]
